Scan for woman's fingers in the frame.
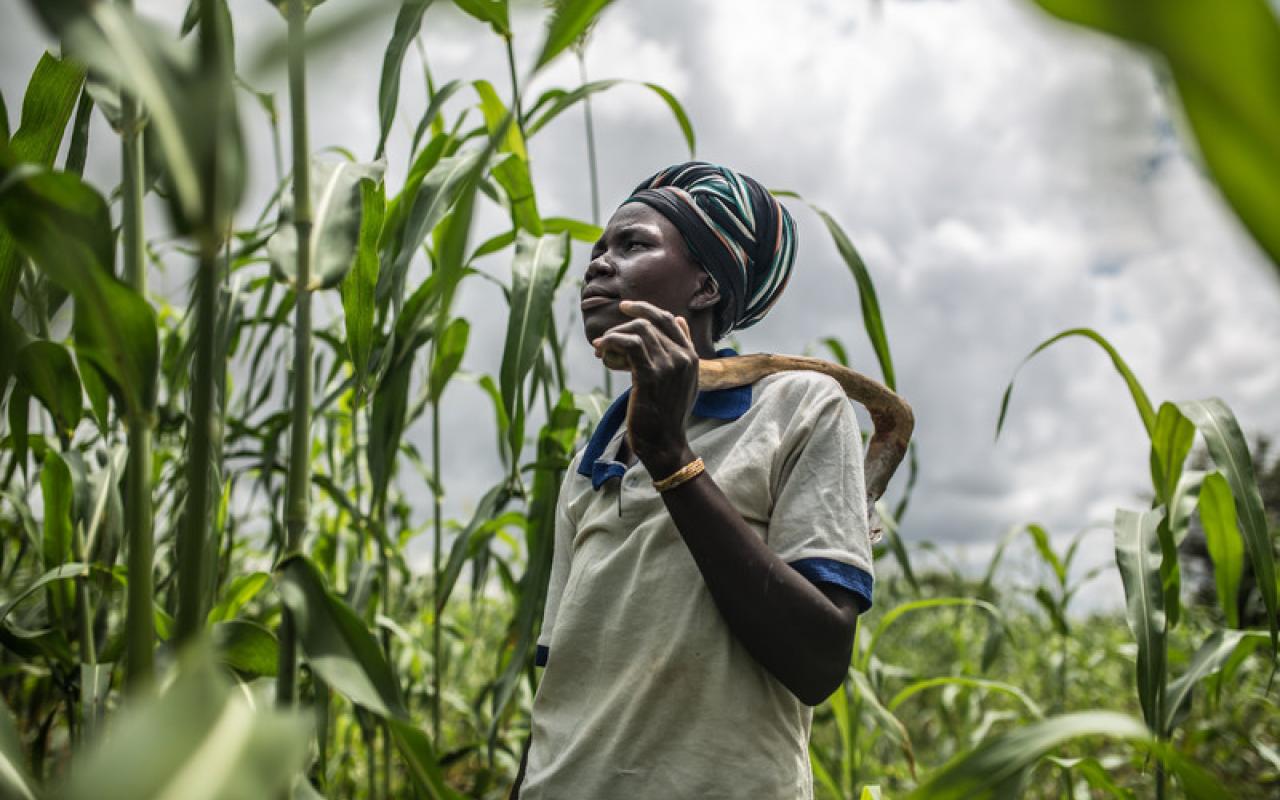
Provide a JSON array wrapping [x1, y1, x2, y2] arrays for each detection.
[[594, 330, 653, 373], [619, 300, 693, 348]]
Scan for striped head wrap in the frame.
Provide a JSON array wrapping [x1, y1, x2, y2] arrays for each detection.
[[625, 161, 797, 339]]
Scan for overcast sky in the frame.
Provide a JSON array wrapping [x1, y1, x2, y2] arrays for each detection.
[[4, 0, 1279, 607]]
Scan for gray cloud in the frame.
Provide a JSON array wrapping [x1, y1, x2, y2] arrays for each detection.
[[4, 0, 1277, 605]]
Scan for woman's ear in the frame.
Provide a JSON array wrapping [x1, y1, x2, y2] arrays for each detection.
[[688, 273, 721, 312]]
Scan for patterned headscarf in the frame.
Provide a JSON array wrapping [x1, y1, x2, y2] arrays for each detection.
[[625, 161, 797, 339]]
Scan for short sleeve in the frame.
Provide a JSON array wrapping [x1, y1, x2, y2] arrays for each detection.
[[767, 376, 874, 612], [535, 460, 578, 667]]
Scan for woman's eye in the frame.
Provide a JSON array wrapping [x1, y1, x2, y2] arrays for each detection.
[[626, 240, 647, 251]]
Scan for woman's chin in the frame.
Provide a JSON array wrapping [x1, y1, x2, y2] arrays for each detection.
[[582, 312, 622, 344]]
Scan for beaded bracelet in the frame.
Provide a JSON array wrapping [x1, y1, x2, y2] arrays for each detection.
[[652, 457, 705, 492]]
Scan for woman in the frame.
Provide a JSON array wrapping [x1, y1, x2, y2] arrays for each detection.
[[514, 162, 874, 799]]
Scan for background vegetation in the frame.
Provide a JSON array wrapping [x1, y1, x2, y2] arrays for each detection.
[[0, 0, 1277, 798]]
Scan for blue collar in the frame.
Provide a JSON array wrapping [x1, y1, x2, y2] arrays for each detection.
[[577, 348, 752, 490]]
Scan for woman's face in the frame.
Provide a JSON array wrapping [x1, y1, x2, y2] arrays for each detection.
[[580, 202, 706, 344]]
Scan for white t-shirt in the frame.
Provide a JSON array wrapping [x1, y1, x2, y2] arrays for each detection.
[[522, 366, 874, 799]]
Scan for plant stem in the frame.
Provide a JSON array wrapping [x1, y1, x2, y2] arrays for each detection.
[[120, 0, 155, 691], [575, 49, 610, 397], [279, 0, 314, 707], [175, 240, 219, 644], [504, 36, 527, 146], [431, 354, 443, 742], [577, 52, 601, 230]]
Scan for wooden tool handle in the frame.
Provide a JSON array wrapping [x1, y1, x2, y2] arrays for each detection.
[[699, 354, 914, 538], [603, 351, 914, 539]]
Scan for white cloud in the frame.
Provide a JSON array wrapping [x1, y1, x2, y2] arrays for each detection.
[[3, 0, 1278, 608]]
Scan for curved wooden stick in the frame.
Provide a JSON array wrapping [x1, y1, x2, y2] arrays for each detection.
[[607, 350, 914, 540], [699, 355, 914, 527]]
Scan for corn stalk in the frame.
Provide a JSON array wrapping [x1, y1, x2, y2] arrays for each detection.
[[118, 0, 155, 691], [277, 0, 314, 708]]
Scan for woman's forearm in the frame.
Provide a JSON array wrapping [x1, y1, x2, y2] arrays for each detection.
[[649, 444, 858, 705]]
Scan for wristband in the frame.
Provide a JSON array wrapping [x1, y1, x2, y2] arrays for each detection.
[[652, 457, 705, 492]]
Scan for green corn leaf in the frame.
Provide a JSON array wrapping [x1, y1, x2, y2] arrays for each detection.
[[370, 348, 414, 510], [64, 87, 93, 177], [535, 0, 615, 70], [0, 562, 90, 626], [0, 697, 37, 800], [60, 647, 310, 800], [888, 675, 1043, 719], [0, 159, 159, 419], [525, 79, 695, 156], [15, 340, 82, 438], [905, 711, 1151, 800], [544, 216, 602, 242], [80, 357, 110, 432], [1047, 756, 1134, 800], [0, 51, 85, 308], [0, 310, 29, 398], [409, 79, 465, 156], [850, 671, 916, 780], [432, 114, 512, 323], [499, 231, 569, 464], [1167, 468, 1204, 548], [0, 89, 9, 142], [872, 501, 919, 593], [341, 179, 385, 398], [1149, 401, 1196, 506], [269, 158, 385, 290], [1025, 524, 1067, 587], [451, 0, 511, 37], [7, 52, 85, 162], [207, 572, 272, 624], [862, 597, 1007, 669], [1113, 507, 1166, 732], [1163, 628, 1267, 736], [40, 1, 245, 235], [376, 0, 436, 158], [489, 391, 580, 745], [212, 620, 278, 678], [1034, 587, 1071, 637], [276, 555, 459, 800], [275, 553, 405, 719], [1156, 514, 1183, 631], [472, 80, 526, 159], [824, 682, 852, 794], [381, 149, 486, 305], [436, 483, 510, 613], [1198, 471, 1244, 629], [7, 386, 31, 475], [1034, 0, 1280, 278], [491, 153, 542, 235], [428, 317, 470, 403], [773, 191, 896, 391], [821, 336, 850, 367], [997, 328, 1154, 440], [640, 82, 697, 157], [1179, 398, 1278, 652], [808, 747, 841, 800], [385, 717, 466, 800], [368, 272, 444, 507], [40, 454, 75, 589]]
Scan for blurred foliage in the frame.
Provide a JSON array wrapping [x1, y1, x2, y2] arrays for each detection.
[[0, 0, 1277, 798]]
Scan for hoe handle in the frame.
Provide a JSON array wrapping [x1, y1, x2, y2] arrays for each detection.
[[605, 352, 914, 539]]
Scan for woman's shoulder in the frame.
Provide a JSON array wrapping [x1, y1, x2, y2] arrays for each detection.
[[751, 367, 847, 407]]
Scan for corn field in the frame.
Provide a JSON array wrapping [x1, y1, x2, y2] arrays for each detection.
[[1, 1, 1278, 798]]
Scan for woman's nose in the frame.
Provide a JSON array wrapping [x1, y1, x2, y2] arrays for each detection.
[[584, 251, 615, 282]]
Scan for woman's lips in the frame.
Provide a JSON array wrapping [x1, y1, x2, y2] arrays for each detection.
[[580, 296, 615, 311]]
